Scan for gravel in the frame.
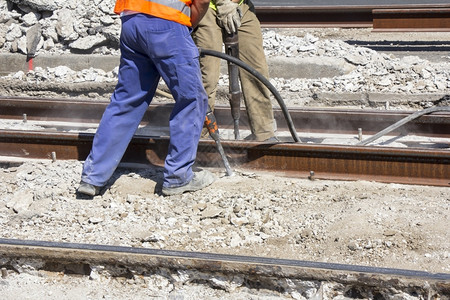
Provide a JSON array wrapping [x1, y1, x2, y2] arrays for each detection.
[[2, 28, 450, 109], [1, 0, 450, 107], [0, 1, 449, 299], [0, 159, 449, 299]]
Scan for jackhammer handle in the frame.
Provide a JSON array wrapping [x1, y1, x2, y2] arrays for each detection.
[[204, 106, 219, 140], [224, 32, 241, 140], [204, 106, 234, 176]]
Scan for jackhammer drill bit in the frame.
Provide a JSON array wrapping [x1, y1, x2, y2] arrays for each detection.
[[205, 106, 233, 176], [224, 32, 241, 140]]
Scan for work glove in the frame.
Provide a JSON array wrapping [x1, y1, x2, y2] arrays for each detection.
[[215, 0, 242, 34]]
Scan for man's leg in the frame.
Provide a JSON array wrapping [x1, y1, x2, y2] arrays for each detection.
[[192, 8, 223, 110], [237, 4, 275, 141], [192, 8, 224, 138], [80, 14, 159, 191], [145, 17, 211, 189]]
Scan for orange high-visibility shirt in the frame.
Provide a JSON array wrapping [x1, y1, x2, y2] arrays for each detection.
[[114, 0, 192, 26]]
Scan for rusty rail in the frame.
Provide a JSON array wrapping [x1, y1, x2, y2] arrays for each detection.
[[372, 7, 450, 31], [0, 238, 448, 296], [253, 2, 450, 30], [0, 97, 449, 186], [1, 97, 449, 137], [0, 129, 448, 186]]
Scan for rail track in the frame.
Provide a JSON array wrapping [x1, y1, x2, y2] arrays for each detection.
[[1, 4, 449, 297], [0, 97, 449, 186], [346, 40, 450, 52], [252, 0, 450, 30], [0, 238, 448, 298], [344, 40, 450, 63]]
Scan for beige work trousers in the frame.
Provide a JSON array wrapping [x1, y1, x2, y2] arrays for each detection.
[[192, 4, 275, 141]]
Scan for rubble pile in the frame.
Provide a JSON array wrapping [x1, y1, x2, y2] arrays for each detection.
[[0, 2, 449, 298], [0, 0, 119, 55], [263, 31, 450, 96], [0, 160, 449, 299], [8, 65, 119, 83], [0, 0, 449, 104]]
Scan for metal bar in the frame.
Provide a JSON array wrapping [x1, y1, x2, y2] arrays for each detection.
[[0, 130, 448, 186], [254, 7, 373, 28], [1, 98, 449, 137], [0, 238, 448, 293], [252, 3, 450, 29], [358, 106, 450, 145], [373, 8, 450, 30]]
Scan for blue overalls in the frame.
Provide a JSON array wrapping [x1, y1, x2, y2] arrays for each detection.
[[81, 13, 208, 188]]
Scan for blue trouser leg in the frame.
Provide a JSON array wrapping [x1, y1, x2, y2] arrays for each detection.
[[81, 14, 207, 188]]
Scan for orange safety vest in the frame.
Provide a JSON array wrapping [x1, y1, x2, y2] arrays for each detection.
[[114, 0, 192, 26]]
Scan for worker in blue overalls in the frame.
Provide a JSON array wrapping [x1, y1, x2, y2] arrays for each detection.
[[77, 0, 215, 197]]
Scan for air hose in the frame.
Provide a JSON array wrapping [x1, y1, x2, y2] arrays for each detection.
[[199, 48, 300, 143]]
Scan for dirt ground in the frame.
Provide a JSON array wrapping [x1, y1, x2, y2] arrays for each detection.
[[1, 160, 449, 275], [0, 26, 449, 299]]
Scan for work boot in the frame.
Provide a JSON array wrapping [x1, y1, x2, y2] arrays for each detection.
[[77, 181, 101, 197], [264, 136, 280, 142], [244, 134, 280, 142], [162, 170, 215, 196]]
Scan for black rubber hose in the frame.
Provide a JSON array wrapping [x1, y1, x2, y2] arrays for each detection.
[[199, 48, 300, 143]]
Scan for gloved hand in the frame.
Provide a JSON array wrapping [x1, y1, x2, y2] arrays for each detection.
[[215, 0, 242, 34]]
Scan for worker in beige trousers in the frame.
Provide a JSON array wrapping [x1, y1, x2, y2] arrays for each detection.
[[193, 0, 277, 142]]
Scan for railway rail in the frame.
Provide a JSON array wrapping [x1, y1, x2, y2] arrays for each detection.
[[1, 4, 449, 297], [252, 0, 450, 30], [0, 97, 449, 186], [0, 238, 448, 298], [341, 39, 450, 64]]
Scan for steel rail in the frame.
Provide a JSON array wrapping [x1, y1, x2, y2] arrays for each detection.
[[0, 238, 448, 295], [0, 97, 449, 186], [1, 97, 449, 137], [345, 40, 450, 53], [252, 3, 450, 30], [0, 129, 448, 186]]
